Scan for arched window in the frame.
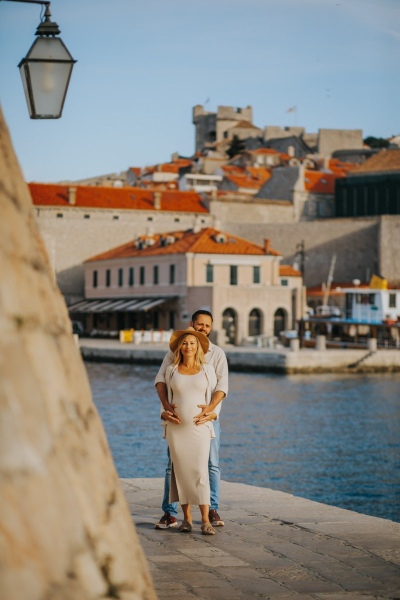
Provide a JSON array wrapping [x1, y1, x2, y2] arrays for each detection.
[[249, 308, 262, 337], [222, 308, 237, 345], [274, 308, 286, 337]]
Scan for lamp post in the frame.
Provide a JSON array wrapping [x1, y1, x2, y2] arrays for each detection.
[[1, 0, 76, 119]]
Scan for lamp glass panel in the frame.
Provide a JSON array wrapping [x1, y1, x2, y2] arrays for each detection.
[[28, 37, 74, 61], [19, 37, 75, 118], [25, 61, 72, 117], [19, 64, 34, 117]]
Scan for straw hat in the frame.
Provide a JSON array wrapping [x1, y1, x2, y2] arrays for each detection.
[[169, 326, 209, 354]]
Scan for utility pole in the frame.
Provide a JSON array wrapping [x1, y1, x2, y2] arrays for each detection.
[[295, 240, 305, 279]]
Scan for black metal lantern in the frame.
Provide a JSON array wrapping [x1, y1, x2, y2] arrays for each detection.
[[18, 4, 76, 119]]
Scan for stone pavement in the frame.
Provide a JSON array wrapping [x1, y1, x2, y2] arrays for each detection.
[[121, 478, 400, 600]]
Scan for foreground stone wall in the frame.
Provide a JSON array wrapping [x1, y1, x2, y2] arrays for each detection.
[[0, 107, 156, 599]]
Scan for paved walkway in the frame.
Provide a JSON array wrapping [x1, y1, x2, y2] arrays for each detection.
[[121, 478, 400, 600]]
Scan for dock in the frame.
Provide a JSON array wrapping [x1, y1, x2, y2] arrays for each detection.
[[79, 338, 400, 374], [122, 478, 400, 599]]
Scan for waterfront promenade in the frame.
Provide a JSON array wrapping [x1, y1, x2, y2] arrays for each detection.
[[123, 478, 400, 600], [79, 338, 400, 374]]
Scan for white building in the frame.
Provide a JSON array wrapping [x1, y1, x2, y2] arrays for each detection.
[[70, 227, 304, 345], [343, 288, 400, 324]]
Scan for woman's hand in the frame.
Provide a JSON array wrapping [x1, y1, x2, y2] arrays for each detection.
[[161, 403, 181, 424], [194, 404, 216, 425]]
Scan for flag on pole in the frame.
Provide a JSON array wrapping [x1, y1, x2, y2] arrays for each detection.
[[286, 106, 296, 113]]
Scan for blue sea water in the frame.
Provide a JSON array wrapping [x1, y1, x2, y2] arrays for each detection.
[[85, 362, 400, 523]]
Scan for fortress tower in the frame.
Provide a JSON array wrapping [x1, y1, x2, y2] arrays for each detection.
[[193, 104, 253, 152]]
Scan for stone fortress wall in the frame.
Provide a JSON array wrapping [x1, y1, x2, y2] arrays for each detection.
[[220, 216, 400, 288], [35, 206, 213, 302]]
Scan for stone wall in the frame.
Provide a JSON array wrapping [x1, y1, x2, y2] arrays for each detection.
[[35, 207, 213, 302], [0, 108, 156, 600], [225, 218, 381, 287], [318, 128, 363, 157], [379, 215, 400, 286]]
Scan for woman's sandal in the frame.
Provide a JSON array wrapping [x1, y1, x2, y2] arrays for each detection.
[[201, 522, 216, 535], [178, 520, 192, 533]]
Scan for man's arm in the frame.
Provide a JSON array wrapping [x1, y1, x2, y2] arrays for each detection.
[[194, 348, 229, 424]]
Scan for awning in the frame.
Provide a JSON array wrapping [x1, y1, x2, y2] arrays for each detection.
[[68, 297, 173, 313]]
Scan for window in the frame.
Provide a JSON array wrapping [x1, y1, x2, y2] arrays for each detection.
[[356, 293, 375, 305], [174, 218, 180, 222], [230, 265, 238, 286], [93, 270, 98, 288], [206, 264, 214, 283], [153, 265, 159, 284], [84, 214, 90, 219], [140, 266, 145, 285], [389, 293, 396, 308], [56, 213, 63, 218], [113, 215, 119, 220], [106, 269, 111, 287], [281, 279, 288, 287], [253, 266, 260, 284], [169, 264, 175, 284], [118, 268, 123, 287], [147, 216, 153, 221], [129, 267, 134, 286]]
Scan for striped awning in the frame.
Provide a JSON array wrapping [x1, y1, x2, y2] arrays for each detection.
[[68, 297, 172, 313]]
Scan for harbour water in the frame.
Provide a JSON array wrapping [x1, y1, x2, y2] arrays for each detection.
[[85, 362, 400, 523]]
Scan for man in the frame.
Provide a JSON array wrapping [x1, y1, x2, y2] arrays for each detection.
[[154, 309, 229, 529]]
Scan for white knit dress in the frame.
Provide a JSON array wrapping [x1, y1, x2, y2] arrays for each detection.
[[166, 369, 213, 505]]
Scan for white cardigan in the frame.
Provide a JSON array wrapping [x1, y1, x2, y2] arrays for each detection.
[[161, 363, 217, 438]]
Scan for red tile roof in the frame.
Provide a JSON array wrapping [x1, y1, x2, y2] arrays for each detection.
[[86, 228, 281, 262], [327, 158, 354, 175], [348, 148, 400, 174], [225, 167, 271, 190], [142, 158, 193, 176], [249, 148, 279, 155], [28, 183, 208, 213], [128, 167, 142, 176], [304, 170, 341, 194], [307, 282, 369, 296], [279, 265, 301, 277]]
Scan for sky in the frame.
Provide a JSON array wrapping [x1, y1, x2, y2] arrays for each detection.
[[0, 0, 399, 183]]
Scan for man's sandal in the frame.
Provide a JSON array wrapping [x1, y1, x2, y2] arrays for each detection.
[[201, 522, 216, 535], [178, 520, 192, 533]]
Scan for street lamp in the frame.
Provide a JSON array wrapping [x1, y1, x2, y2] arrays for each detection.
[[1, 0, 76, 119]]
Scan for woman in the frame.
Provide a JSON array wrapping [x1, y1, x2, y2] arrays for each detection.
[[162, 326, 217, 535]]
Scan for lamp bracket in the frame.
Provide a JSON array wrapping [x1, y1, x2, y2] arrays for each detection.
[[0, 1, 61, 36]]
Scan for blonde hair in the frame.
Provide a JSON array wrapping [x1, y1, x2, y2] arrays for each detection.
[[172, 333, 205, 370]]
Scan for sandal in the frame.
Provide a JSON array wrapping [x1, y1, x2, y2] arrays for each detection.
[[201, 522, 216, 535], [178, 520, 192, 533]]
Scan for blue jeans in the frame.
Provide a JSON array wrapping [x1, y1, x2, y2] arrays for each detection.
[[162, 420, 221, 517]]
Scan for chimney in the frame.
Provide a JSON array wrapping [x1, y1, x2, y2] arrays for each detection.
[[264, 239, 270, 254], [68, 187, 77, 205], [154, 191, 162, 210]]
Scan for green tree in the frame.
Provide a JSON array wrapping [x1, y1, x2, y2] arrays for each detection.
[[226, 134, 246, 159], [363, 136, 390, 149]]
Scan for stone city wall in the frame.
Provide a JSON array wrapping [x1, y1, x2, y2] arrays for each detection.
[[226, 217, 382, 287], [35, 206, 213, 301]]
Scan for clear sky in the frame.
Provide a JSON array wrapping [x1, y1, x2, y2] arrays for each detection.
[[0, 0, 399, 182]]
